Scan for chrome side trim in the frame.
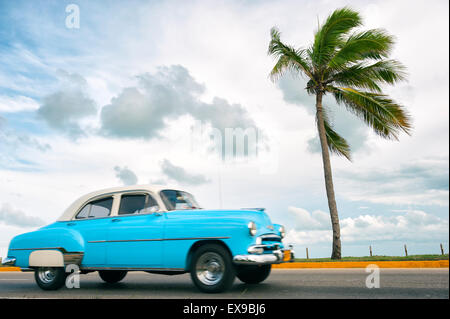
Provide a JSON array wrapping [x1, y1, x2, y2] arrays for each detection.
[[81, 267, 185, 272], [20, 268, 34, 272], [9, 247, 82, 254], [233, 250, 283, 265], [63, 253, 84, 265], [1, 257, 16, 266], [87, 236, 230, 243]]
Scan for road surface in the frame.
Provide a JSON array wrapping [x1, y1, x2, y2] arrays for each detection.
[[0, 268, 447, 299]]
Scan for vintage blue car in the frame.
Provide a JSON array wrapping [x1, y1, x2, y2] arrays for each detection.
[[2, 185, 290, 293]]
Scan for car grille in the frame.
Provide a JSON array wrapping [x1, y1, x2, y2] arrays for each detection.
[[259, 234, 282, 252], [260, 234, 282, 243]]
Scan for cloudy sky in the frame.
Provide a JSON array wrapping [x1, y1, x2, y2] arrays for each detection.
[[0, 0, 448, 258]]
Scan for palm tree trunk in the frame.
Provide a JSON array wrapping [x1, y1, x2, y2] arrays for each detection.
[[315, 91, 342, 259]]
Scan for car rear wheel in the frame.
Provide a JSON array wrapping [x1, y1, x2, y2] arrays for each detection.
[[34, 267, 67, 290], [237, 265, 271, 284], [98, 270, 128, 284], [190, 244, 235, 293]]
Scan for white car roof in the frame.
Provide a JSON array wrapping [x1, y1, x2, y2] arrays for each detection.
[[57, 184, 188, 221]]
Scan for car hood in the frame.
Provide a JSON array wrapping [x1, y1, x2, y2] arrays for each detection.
[[166, 209, 273, 229]]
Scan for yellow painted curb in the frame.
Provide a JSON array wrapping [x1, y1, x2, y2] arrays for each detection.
[[273, 260, 449, 268], [0, 267, 21, 272], [1, 260, 448, 271]]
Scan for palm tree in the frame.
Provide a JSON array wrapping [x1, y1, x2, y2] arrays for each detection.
[[268, 7, 412, 259]]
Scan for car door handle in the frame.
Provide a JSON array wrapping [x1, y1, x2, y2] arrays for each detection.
[[111, 219, 121, 222], [67, 222, 76, 226]]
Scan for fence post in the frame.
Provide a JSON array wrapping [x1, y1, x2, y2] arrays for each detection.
[[306, 247, 309, 259], [404, 244, 408, 257], [440, 243, 445, 255]]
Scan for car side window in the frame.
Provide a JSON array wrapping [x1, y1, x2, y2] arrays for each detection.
[[118, 194, 159, 215], [76, 197, 113, 219]]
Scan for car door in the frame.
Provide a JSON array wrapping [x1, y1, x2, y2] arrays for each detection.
[[106, 193, 165, 267], [67, 196, 114, 267]]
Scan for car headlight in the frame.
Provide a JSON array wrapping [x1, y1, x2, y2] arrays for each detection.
[[248, 221, 257, 236], [279, 225, 285, 238]]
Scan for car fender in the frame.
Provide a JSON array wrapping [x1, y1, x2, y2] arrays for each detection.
[[7, 226, 85, 268]]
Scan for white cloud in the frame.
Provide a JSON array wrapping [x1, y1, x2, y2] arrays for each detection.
[[340, 210, 448, 242], [0, 203, 45, 228], [285, 207, 449, 246], [287, 206, 330, 230], [343, 189, 448, 207], [114, 166, 138, 186], [0, 116, 51, 170], [336, 157, 449, 206], [36, 71, 97, 137], [100, 65, 257, 140], [0, 95, 39, 112], [284, 229, 332, 246], [161, 159, 210, 185]]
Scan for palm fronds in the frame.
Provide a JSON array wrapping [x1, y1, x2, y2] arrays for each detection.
[[267, 6, 411, 161], [330, 60, 407, 92], [268, 27, 313, 81], [320, 107, 352, 160], [311, 7, 362, 68], [328, 29, 395, 70], [328, 86, 412, 139]]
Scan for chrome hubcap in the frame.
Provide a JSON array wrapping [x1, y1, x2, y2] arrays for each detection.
[[38, 268, 56, 284], [196, 252, 225, 286]]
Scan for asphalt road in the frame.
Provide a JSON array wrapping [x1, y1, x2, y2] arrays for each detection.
[[0, 268, 448, 299]]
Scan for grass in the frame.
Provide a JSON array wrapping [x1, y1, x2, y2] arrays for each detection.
[[294, 254, 449, 262]]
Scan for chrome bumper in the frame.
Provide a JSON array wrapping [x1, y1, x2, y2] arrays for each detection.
[[233, 250, 283, 265], [1, 257, 16, 266]]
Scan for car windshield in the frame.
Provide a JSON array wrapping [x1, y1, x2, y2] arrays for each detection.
[[160, 190, 200, 211]]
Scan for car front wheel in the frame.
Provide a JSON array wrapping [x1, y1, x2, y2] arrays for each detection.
[[190, 244, 235, 293], [34, 267, 67, 290], [98, 270, 128, 284], [237, 265, 271, 284]]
